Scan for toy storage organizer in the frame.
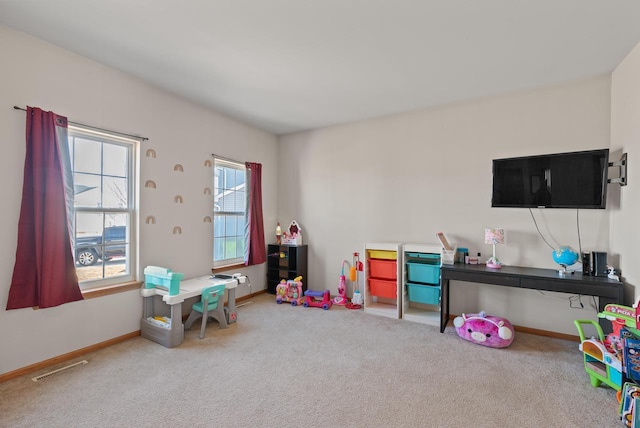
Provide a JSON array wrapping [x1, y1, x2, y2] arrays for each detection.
[[266, 244, 308, 294], [402, 243, 443, 327], [364, 243, 401, 319]]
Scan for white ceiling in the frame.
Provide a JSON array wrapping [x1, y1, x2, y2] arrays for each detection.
[[2, 1, 640, 135]]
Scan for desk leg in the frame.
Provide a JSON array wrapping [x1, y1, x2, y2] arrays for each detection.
[[142, 296, 153, 319], [226, 288, 237, 324], [440, 278, 450, 333], [170, 303, 184, 339]]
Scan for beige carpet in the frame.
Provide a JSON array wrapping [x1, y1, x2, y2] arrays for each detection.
[[0, 294, 621, 427]]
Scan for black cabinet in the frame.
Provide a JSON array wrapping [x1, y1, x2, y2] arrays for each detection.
[[267, 244, 308, 294]]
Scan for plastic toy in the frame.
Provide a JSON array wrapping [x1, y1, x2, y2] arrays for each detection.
[[453, 311, 514, 348], [346, 252, 364, 309], [275, 276, 304, 306], [619, 382, 640, 427], [333, 260, 349, 305], [574, 301, 640, 391], [304, 289, 332, 310], [281, 220, 303, 245]]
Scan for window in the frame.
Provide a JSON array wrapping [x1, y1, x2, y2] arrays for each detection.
[[213, 159, 246, 267], [68, 126, 137, 289]]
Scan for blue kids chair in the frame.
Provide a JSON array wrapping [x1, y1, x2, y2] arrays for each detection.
[[184, 284, 228, 339]]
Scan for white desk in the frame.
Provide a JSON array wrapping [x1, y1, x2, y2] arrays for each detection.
[[140, 274, 246, 347]]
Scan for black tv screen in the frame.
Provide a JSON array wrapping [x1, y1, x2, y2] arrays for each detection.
[[491, 149, 609, 209]]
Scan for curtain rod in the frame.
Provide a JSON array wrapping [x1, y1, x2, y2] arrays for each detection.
[[13, 106, 148, 141], [212, 153, 244, 165]]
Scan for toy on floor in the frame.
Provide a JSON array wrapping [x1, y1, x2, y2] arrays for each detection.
[[346, 252, 364, 309], [276, 276, 304, 306], [453, 311, 514, 348], [574, 301, 640, 391], [304, 289, 332, 310], [333, 260, 349, 305]]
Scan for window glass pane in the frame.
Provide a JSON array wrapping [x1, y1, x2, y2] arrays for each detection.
[[74, 173, 101, 207], [237, 215, 246, 236], [224, 237, 236, 259], [214, 237, 225, 260], [236, 169, 246, 187], [225, 216, 237, 236], [74, 211, 129, 282], [214, 167, 223, 192], [214, 215, 225, 236], [103, 176, 128, 208], [235, 190, 246, 212], [106, 212, 128, 230], [76, 212, 104, 238], [236, 236, 245, 259], [74, 138, 102, 174], [225, 167, 236, 189], [103, 143, 128, 177]]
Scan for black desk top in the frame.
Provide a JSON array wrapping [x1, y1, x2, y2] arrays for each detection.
[[440, 263, 622, 286], [438, 263, 623, 333]]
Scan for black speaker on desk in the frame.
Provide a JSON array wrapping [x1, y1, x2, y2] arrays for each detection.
[[581, 252, 591, 276], [592, 251, 608, 277]]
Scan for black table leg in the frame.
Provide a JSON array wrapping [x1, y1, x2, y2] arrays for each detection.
[[440, 278, 450, 333]]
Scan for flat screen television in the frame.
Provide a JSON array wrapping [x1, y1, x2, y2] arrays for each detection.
[[491, 149, 609, 209]]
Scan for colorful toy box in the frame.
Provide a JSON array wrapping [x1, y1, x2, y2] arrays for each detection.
[[275, 277, 304, 306]]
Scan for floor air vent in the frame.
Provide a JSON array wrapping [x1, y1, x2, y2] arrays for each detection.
[[31, 360, 88, 382]]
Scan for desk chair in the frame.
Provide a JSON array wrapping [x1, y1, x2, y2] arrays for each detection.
[[184, 284, 228, 339]]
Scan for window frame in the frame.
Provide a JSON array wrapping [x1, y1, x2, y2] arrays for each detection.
[[67, 125, 138, 291], [213, 158, 247, 268]]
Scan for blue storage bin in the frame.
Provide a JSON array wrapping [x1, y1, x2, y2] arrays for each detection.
[[406, 252, 440, 262], [407, 282, 440, 305], [406, 261, 440, 284]]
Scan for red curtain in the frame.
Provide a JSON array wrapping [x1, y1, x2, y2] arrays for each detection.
[[6, 107, 83, 310], [245, 162, 266, 266]]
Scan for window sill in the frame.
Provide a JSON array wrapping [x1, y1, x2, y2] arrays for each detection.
[[212, 262, 245, 274], [81, 281, 142, 299]]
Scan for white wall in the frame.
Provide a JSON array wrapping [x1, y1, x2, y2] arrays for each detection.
[[0, 25, 278, 376], [611, 41, 640, 303], [279, 76, 613, 335]]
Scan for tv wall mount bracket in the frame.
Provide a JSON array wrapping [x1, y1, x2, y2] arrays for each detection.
[[608, 153, 627, 186]]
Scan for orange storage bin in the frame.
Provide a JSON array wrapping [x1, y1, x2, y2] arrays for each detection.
[[369, 259, 397, 280], [368, 278, 397, 299]]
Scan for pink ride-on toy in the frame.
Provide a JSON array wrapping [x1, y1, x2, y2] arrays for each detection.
[[276, 277, 304, 306], [303, 289, 332, 310]]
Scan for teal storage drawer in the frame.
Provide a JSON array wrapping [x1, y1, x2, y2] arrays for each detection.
[[406, 261, 440, 284], [407, 282, 440, 305], [406, 252, 440, 261]]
